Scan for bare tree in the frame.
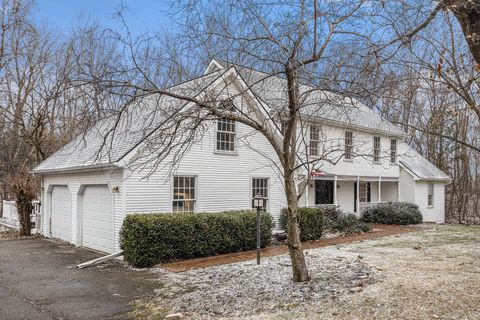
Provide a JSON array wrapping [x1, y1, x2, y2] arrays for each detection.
[[71, 0, 384, 282]]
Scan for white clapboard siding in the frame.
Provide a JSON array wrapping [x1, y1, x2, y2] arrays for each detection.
[[414, 181, 446, 223], [124, 120, 287, 227]]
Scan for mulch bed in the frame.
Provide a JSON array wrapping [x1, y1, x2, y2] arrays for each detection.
[[160, 224, 421, 272]]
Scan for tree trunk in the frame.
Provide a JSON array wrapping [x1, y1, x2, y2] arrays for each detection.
[[446, 0, 480, 65], [284, 170, 310, 282], [16, 190, 32, 236]]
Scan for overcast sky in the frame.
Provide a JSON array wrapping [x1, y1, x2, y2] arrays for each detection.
[[32, 0, 175, 37]]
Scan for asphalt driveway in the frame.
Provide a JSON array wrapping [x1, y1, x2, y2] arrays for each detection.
[[0, 238, 159, 320]]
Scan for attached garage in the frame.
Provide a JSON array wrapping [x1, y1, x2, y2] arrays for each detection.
[[81, 185, 114, 253], [50, 185, 71, 242]]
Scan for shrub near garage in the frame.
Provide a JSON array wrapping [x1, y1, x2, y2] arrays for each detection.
[[120, 210, 273, 268], [361, 202, 423, 225]]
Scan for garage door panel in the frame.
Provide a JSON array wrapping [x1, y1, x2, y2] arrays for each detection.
[[82, 185, 113, 253], [51, 186, 71, 242]]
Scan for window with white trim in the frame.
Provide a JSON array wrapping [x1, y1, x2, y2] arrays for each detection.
[[173, 176, 196, 213], [373, 136, 381, 162], [251, 178, 268, 211], [345, 131, 353, 160], [428, 182, 434, 207], [309, 125, 320, 156], [358, 182, 371, 203], [390, 139, 397, 164], [216, 118, 236, 152]]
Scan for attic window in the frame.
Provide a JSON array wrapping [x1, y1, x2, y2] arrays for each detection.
[[216, 99, 237, 153], [218, 99, 236, 112]]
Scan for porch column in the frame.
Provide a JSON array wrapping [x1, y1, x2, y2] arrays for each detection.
[[378, 176, 382, 203], [356, 176, 360, 214], [333, 175, 338, 205]]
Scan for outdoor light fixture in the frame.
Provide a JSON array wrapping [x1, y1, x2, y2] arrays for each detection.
[[253, 193, 263, 208], [253, 193, 264, 265]]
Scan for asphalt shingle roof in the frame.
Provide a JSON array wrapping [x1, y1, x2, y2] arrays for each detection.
[[400, 148, 450, 180], [32, 70, 225, 173], [223, 62, 407, 136], [35, 60, 445, 178]]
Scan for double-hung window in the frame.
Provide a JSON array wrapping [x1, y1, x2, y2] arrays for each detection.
[[373, 136, 381, 162], [428, 182, 434, 207], [251, 178, 268, 211], [172, 176, 196, 213], [345, 131, 353, 160], [309, 125, 320, 156], [216, 118, 236, 152], [216, 100, 236, 153], [390, 139, 397, 164]]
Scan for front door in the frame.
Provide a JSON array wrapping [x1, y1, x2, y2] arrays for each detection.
[[315, 180, 334, 205]]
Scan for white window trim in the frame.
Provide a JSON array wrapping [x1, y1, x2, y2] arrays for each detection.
[[390, 138, 398, 165], [373, 136, 381, 163], [344, 130, 354, 161], [214, 117, 238, 155], [358, 181, 370, 203], [171, 174, 198, 213], [309, 124, 320, 156], [250, 176, 270, 212], [427, 182, 434, 208]]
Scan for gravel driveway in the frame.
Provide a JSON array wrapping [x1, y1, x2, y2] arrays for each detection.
[[0, 238, 159, 320]]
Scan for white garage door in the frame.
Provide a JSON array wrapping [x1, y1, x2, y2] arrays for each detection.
[[51, 186, 71, 242], [82, 185, 113, 253]]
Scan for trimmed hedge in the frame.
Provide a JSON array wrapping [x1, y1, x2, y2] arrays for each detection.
[[361, 202, 423, 225], [120, 210, 273, 268], [280, 207, 324, 241]]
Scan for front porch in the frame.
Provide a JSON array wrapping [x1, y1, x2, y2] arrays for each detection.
[[300, 174, 400, 214]]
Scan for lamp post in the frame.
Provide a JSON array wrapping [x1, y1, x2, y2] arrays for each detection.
[[253, 193, 264, 265]]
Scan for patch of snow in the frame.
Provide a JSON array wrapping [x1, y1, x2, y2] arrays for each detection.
[[156, 251, 374, 317]]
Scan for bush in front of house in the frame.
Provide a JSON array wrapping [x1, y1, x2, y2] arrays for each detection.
[[280, 207, 324, 241], [335, 213, 372, 234], [361, 202, 423, 225], [120, 210, 274, 268]]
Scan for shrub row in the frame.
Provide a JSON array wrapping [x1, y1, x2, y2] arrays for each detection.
[[280, 206, 371, 241], [280, 207, 324, 241], [120, 210, 273, 268], [361, 202, 423, 225]]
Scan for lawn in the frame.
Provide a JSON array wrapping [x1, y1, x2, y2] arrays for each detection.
[[132, 225, 480, 320]]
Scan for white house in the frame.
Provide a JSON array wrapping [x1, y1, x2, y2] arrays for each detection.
[[32, 60, 450, 254]]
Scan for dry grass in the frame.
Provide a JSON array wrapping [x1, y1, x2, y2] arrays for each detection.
[[232, 225, 480, 320], [135, 225, 480, 320]]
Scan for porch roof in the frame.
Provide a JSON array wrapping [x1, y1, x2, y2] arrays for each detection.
[[309, 172, 398, 182]]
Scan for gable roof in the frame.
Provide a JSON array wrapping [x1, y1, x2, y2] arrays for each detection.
[[32, 69, 226, 173], [400, 148, 450, 181], [210, 60, 407, 137]]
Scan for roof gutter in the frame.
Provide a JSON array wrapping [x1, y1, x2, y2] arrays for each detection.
[[31, 163, 119, 175], [308, 115, 409, 138]]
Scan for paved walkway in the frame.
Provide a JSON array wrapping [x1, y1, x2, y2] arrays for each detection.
[[161, 224, 420, 272], [0, 238, 159, 320]]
